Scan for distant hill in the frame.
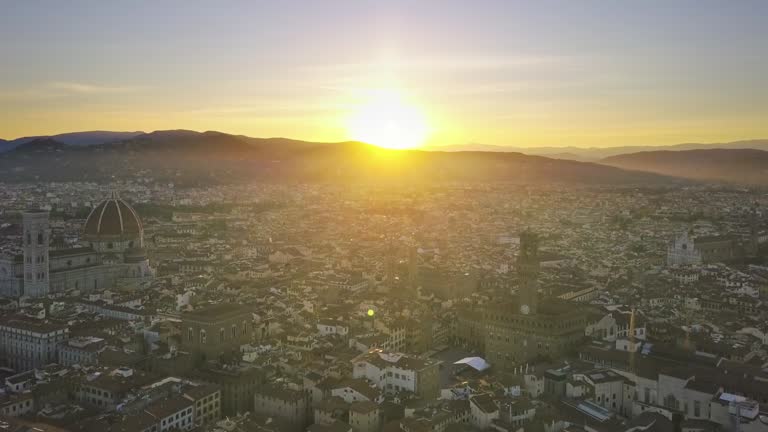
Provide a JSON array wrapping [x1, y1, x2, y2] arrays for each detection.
[[0, 131, 144, 153], [427, 139, 768, 161], [600, 148, 768, 184], [0, 129, 678, 186], [12, 138, 70, 153]]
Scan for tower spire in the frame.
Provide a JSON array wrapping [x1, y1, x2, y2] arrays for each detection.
[[517, 230, 540, 315]]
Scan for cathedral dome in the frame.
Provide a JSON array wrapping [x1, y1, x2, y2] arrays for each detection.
[[83, 193, 143, 241]]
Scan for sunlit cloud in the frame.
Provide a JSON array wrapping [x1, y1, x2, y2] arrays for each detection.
[[0, 82, 146, 102], [48, 82, 145, 94]]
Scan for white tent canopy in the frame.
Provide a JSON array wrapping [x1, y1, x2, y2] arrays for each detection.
[[454, 356, 490, 371]]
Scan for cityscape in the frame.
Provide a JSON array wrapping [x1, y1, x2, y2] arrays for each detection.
[[2, 2, 768, 432]]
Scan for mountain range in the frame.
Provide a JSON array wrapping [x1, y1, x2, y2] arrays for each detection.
[[0, 131, 144, 153], [0, 130, 676, 186], [426, 139, 768, 162], [4, 130, 768, 186], [601, 149, 768, 185]]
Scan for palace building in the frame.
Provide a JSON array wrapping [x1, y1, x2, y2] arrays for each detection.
[[469, 231, 589, 370], [0, 192, 154, 297]]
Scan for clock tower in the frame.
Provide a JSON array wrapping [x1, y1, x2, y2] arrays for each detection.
[[517, 230, 540, 315]]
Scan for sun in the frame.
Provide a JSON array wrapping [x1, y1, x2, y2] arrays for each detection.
[[347, 89, 429, 150]]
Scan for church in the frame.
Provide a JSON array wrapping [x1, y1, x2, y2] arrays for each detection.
[[0, 192, 154, 297]]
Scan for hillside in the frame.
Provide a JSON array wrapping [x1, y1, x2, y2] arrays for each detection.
[[0, 131, 144, 153], [600, 148, 768, 184], [0, 130, 679, 186], [427, 139, 768, 161]]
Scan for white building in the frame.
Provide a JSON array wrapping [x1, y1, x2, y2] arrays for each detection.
[[667, 231, 702, 267], [352, 351, 439, 399]]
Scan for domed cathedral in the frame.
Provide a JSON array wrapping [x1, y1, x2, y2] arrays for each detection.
[[83, 192, 145, 259], [0, 192, 154, 298]]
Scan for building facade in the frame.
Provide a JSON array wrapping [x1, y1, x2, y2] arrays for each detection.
[[0, 318, 69, 371], [484, 231, 589, 370], [352, 351, 440, 400], [180, 304, 253, 363], [0, 193, 154, 298]]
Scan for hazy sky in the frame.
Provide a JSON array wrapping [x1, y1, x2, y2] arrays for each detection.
[[1, 0, 767, 147]]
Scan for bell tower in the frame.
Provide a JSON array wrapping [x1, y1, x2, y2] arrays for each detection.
[[22, 210, 50, 297], [517, 230, 539, 315]]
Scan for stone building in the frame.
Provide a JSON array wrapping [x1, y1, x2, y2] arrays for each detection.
[[483, 231, 589, 370], [0, 318, 69, 371], [180, 304, 253, 363], [0, 192, 154, 297], [186, 364, 264, 417], [352, 351, 440, 400], [253, 383, 309, 432]]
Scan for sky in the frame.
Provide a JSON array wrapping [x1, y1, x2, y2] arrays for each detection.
[[1, 0, 767, 148]]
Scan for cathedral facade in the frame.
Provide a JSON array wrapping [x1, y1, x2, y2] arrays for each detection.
[[0, 193, 153, 297]]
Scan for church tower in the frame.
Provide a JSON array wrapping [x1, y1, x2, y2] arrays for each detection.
[[22, 210, 50, 297], [517, 230, 539, 315]]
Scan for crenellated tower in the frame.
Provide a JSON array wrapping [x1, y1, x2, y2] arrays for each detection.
[[517, 230, 540, 315]]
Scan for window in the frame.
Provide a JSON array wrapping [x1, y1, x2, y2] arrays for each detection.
[[26, 232, 31, 245], [37, 233, 44, 245], [200, 330, 207, 344], [232, 325, 237, 339], [220, 328, 225, 342], [188, 328, 194, 342], [694, 400, 701, 417]]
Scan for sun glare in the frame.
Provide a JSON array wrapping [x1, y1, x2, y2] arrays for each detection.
[[347, 89, 428, 150]]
